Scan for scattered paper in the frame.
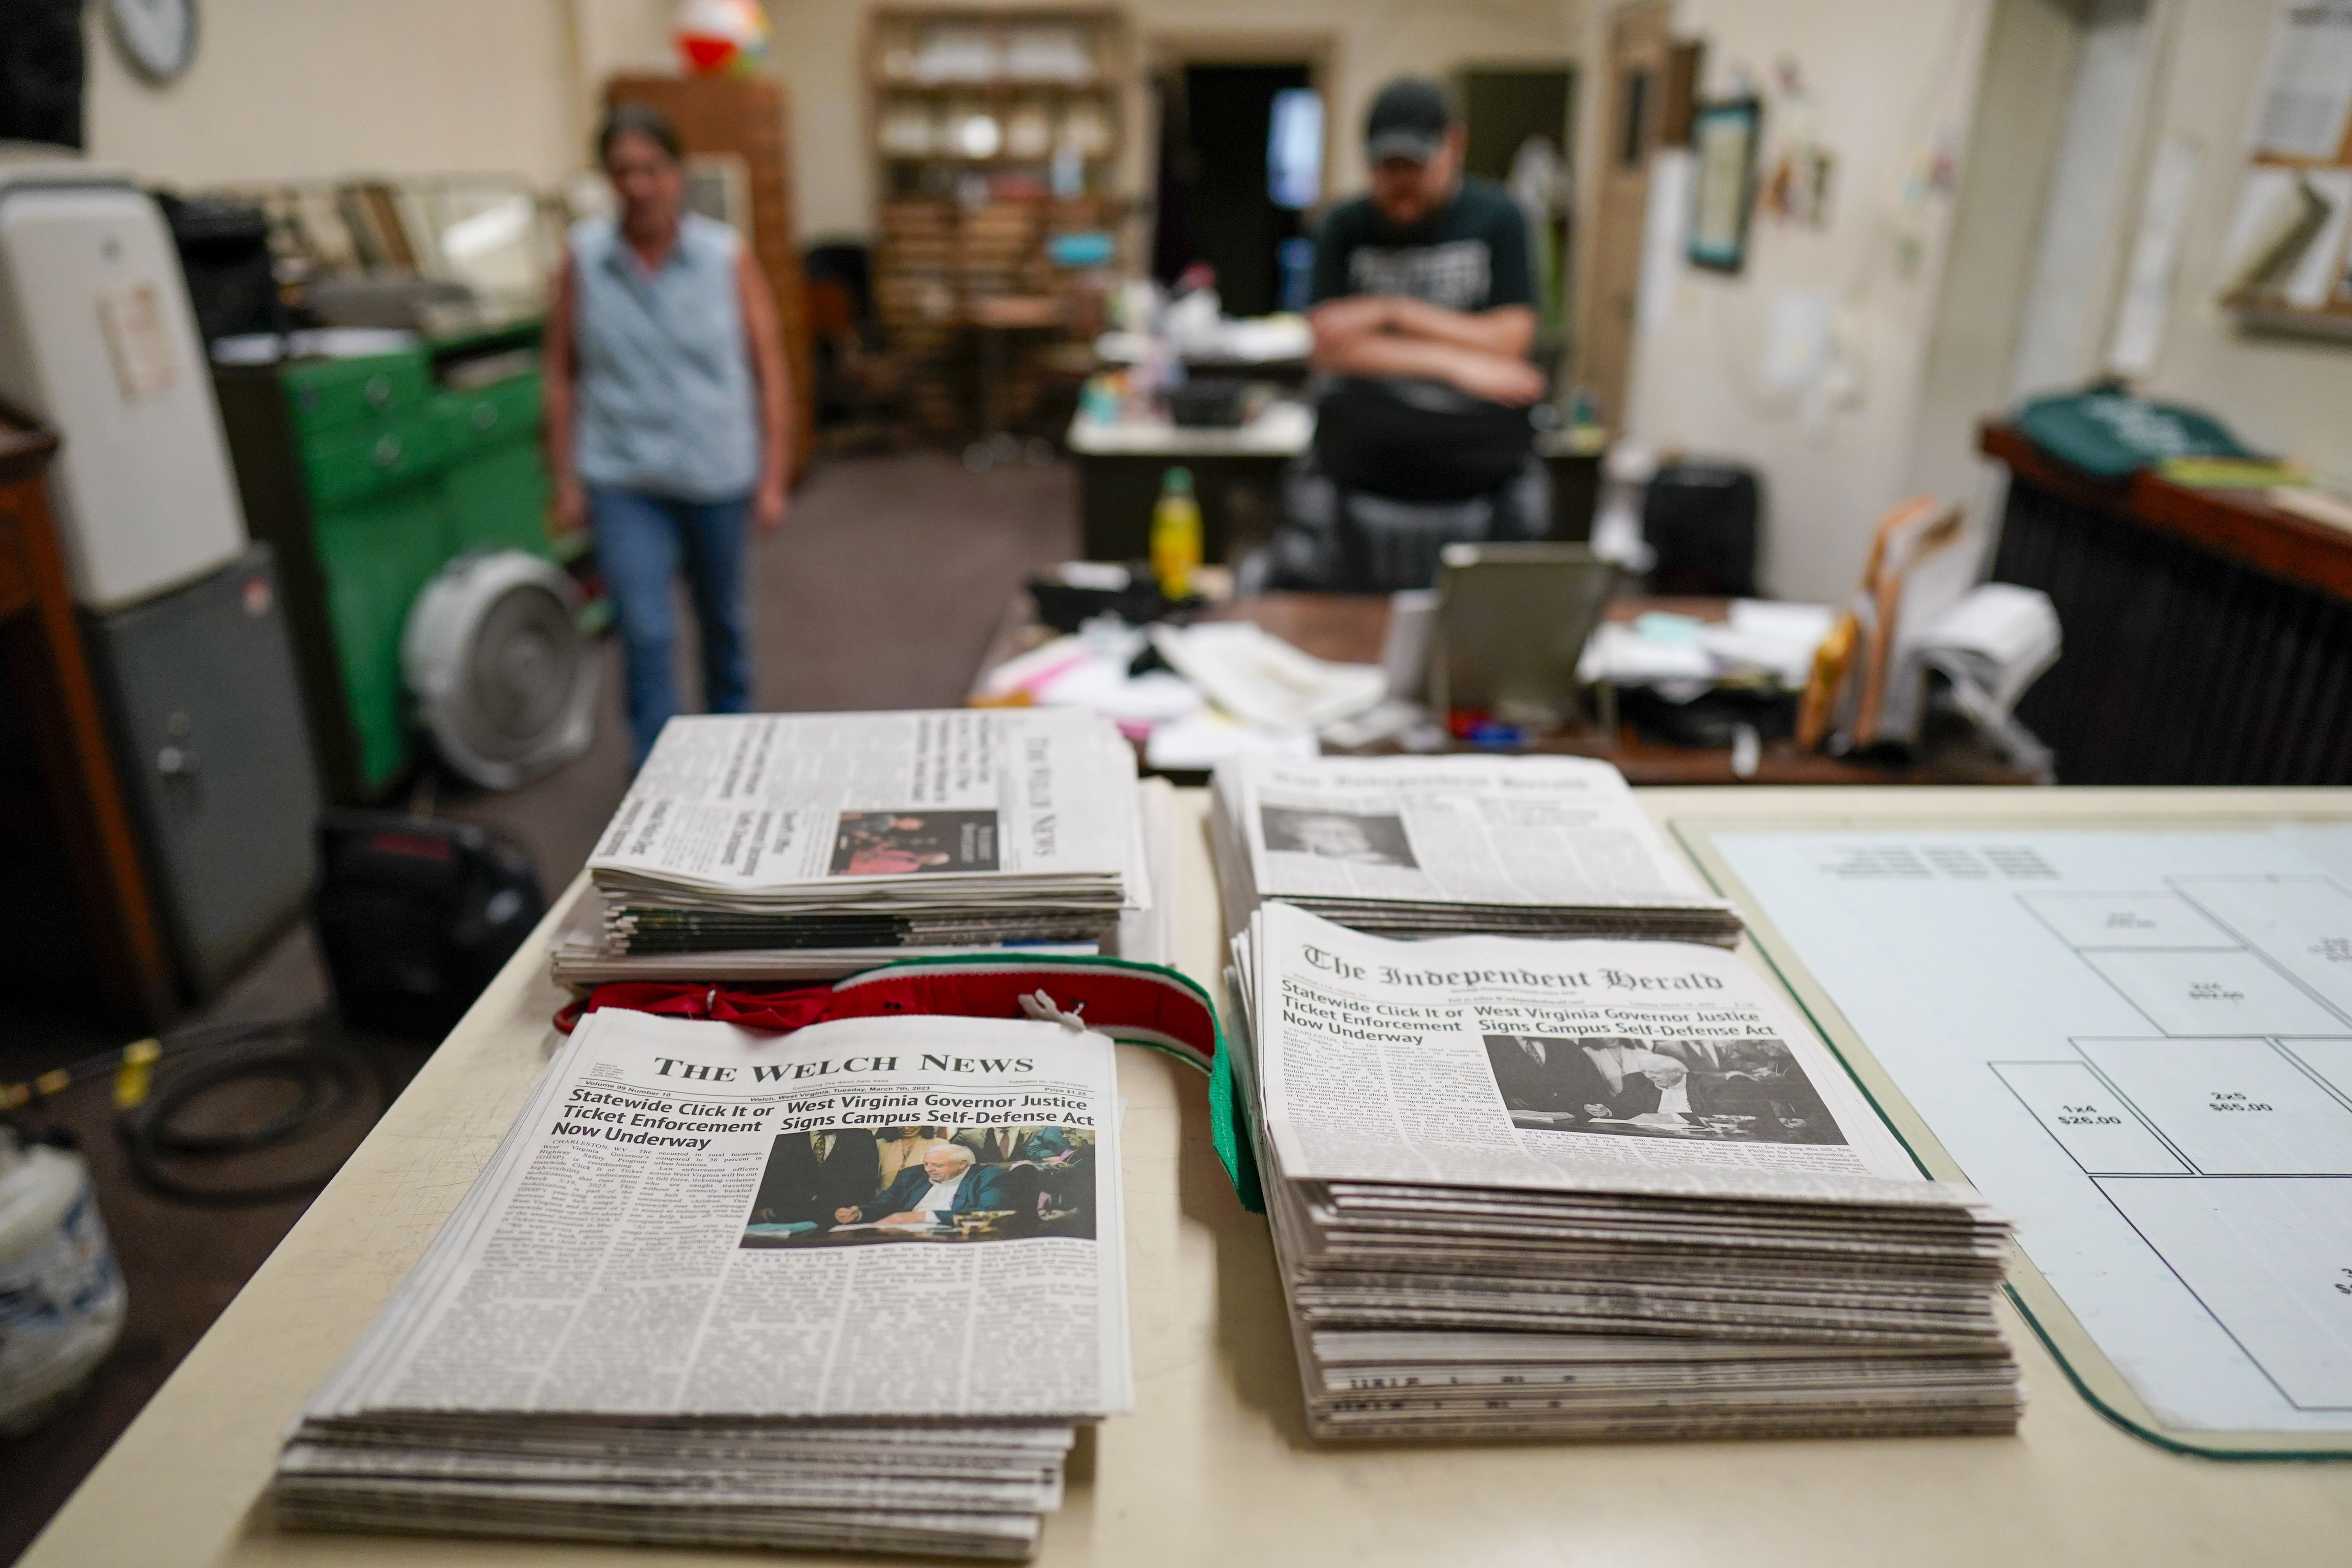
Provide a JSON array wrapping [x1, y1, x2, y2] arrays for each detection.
[[2286, 171, 2352, 310], [1143, 708, 1314, 771], [97, 284, 176, 401], [1149, 621, 1385, 732], [2252, 0, 2352, 160]]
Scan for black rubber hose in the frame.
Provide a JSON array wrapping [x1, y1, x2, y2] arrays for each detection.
[[117, 1016, 381, 1207]]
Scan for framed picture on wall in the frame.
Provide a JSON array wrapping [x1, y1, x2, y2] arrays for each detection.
[[1687, 97, 1762, 273]]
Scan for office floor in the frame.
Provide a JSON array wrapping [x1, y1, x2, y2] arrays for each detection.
[[0, 451, 1078, 1566]]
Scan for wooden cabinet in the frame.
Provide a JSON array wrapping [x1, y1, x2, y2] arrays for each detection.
[[866, 8, 1128, 435], [0, 410, 173, 1022], [606, 74, 818, 476], [1984, 422, 2352, 785]]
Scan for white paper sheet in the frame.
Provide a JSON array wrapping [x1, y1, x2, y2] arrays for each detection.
[[1710, 824, 2352, 1434], [2252, 0, 2352, 160]]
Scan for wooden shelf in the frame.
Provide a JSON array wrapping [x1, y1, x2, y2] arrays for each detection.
[[2227, 299, 2352, 345], [878, 152, 1114, 165], [875, 77, 1112, 91], [1981, 421, 2352, 604]]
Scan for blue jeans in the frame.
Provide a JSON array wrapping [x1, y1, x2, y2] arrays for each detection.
[[589, 486, 754, 763]]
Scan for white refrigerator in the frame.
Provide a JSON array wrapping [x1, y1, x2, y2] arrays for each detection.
[[0, 162, 318, 1001]]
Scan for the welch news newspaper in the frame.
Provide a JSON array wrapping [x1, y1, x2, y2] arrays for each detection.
[[290, 1009, 1133, 1426], [590, 709, 1144, 900]]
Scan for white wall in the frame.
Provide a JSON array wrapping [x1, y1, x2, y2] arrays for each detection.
[[1904, 0, 2083, 523], [1613, 0, 2352, 602], [1611, 0, 1997, 603], [751, 0, 1583, 241], [84, 0, 584, 187], [84, 0, 1590, 240], [2129, 0, 2352, 492], [2003, 0, 2156, 401], [569, 0, 676, 109]]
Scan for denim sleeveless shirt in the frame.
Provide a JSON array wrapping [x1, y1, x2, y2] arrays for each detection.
[[568, 214, 760, 502]]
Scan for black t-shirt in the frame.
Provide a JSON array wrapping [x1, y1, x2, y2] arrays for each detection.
[[1309, 176, 1534, 314], [1307, 177, 1539, 501]]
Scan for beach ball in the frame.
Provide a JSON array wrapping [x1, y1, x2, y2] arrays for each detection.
[[675, 0, 770, 76]]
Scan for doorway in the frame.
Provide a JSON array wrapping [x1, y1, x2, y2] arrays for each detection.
[[1154, 61, 1314, 318], [1578, 2, 1670, 428], [2004, 0, 2157, 400], [1460, 65, 1578, 345], [1903, 0, 2164, 513]]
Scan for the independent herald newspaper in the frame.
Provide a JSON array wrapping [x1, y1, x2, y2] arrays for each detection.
[[1236, 901, 1951, 1201], [294, 1009, 1132, 1429], [589, 709, 1145, 902]]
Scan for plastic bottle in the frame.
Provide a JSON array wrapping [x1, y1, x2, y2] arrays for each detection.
[[1150, 466, 1202, 599], [0, 1132, 127, 1437]]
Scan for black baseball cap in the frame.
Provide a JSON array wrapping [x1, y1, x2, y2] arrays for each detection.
[[1364, 78, 1455, 166]]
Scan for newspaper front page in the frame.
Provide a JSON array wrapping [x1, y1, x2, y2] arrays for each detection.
[[591, 710, 1143, 900], [1227, 905, 2019, 1440], [1246, 902, 1943, 1203], [1229, 755, 1724, 912], [305, 1009, 1131, 1424]]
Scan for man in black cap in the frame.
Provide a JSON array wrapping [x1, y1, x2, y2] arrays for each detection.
[[1307, 77, 1544, 507]]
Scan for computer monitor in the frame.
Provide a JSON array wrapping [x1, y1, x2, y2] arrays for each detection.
[[1430, 542, 1617, 726]]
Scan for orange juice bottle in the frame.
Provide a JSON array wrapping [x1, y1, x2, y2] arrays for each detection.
[[1150, 466, 1201, 599]]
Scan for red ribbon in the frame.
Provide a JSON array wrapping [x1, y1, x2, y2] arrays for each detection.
[[554, 960, 1218, 1073]]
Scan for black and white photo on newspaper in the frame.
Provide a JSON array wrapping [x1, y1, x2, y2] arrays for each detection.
[[1210, 754, 1742, 946], [592, 709, 1144, 895], [1243, 899, 1945, 1191]]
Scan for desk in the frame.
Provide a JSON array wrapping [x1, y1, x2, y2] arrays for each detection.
[[0, 411, 172, 1020], [1982, 421, 2352, 785], [975, 589, 2033, 786], [25, 786, 2352, 1567], [1068, 404, 1602, 563], [1068, 401, 1312, 564], [1243, 594, 2031, 784]]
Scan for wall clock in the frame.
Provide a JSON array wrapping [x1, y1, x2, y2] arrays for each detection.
[[109, 0, 200, 84]]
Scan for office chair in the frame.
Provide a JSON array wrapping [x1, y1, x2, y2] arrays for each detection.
[[1244, 447, 1553, 594]]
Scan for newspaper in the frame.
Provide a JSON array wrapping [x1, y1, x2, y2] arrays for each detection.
[[278, 1008, 1130, 1557], [1211, 755, 1741, 945], [548, 780, 1185, 986], [592, 710, 1145, 908], [1227, 904, 2020, 1440], [1245, 900, 1928, 1198]]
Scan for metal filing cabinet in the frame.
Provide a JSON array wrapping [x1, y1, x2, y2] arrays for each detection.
[[82, 544, 321, 997], [0, 163, 319, 1004]]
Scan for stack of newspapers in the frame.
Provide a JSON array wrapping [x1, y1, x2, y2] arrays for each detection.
[[275, 1006, 1131, 1559], [1227, 902, 2022, 1442], [554, 709, 1156, 985], [1209, 755, 1744, 947]]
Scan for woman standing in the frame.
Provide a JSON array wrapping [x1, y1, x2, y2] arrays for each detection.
[[544, 105, 793, 764]]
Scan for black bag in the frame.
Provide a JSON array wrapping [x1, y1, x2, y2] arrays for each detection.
[[157, 194, 286, 343], [0, 0, 85, 149], [1643, 461, 1761, 597], [313, 811, 546, 1040], [1314, 378, 1535, 503]]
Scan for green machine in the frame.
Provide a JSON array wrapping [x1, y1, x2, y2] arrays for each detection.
[[216, 327, 592, 802]]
